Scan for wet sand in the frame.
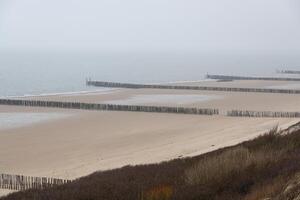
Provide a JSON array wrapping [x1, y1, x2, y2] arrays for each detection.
[[23, 87, 300, 112], [170, 79, 300, 89]]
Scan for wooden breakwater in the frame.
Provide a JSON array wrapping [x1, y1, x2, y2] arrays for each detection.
[[206, 74, 300, 81], [1, 99, 299, 118], [86, 80, 300, 94], [227, 110, 300, 118], [0, 99, 219, 116], [0, 173, 71, 191], [278, 70, 300, 75]]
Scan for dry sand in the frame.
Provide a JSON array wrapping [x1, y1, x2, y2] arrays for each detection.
[[0, 189, 15, 197], [0, 106, 298, 179]]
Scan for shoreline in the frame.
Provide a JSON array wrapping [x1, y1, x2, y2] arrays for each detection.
[[1, 88, 119, 99], [0, 79, 211, 99], [2, 78, 300, 100]]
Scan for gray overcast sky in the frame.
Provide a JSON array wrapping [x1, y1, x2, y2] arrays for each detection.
[[0, 0, 300, 53]]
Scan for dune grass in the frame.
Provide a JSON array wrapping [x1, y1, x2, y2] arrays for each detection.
[[185, 145, 283, 186]]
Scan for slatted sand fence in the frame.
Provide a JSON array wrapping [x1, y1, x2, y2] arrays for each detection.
[[206, 74, 300, 82], [0, 99, 219, 116], [86, 80, 300, 94], [0, 173, 71, 191], [227, 110, 300, 118]]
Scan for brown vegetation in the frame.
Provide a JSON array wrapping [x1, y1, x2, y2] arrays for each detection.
[[2, 126, 300, 200]]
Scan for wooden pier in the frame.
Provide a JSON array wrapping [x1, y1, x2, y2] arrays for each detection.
[[86, 80, 300, 94]]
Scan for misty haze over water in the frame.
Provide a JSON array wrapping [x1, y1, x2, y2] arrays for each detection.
[[0, 0, 300, 96], [1, 51, 299, 97]]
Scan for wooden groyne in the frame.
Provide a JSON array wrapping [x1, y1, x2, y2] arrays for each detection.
[[206, 74, 300, 81], [1, 99, 299, 118], [277, 70, 300, 75], [227, 110, 300, 118], [86, 80, 300, 94], [0, 173, 71, 191], [0, 99, 219, 116]]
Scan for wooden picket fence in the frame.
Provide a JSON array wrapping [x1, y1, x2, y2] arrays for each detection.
[[86, 80, 300, 94], [0, 99, 219, 116], [206, 74, 300, 82], [0, 173, 71, 191]]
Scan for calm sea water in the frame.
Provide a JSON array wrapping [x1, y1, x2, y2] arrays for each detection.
[[1, 51, 299, 97]]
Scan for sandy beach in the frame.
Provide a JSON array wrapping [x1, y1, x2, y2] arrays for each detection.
[[0, 107, 297, 179], [1, 80, 299, 180]]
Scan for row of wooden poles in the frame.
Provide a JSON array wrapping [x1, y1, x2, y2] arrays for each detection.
[[0, 99, 300, 118], [86, 80, 300, 94], [206, 74, 300, 82], [0, 99, 219, 115], [227, 110, 300, 118], [0, 173, 71, 191], [277, 70, 300, 75]]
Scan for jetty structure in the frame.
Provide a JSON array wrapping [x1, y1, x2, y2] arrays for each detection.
[[86, 80, 300, 94], [277, 70, 300, 75], [206, 74, 300, 81]]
